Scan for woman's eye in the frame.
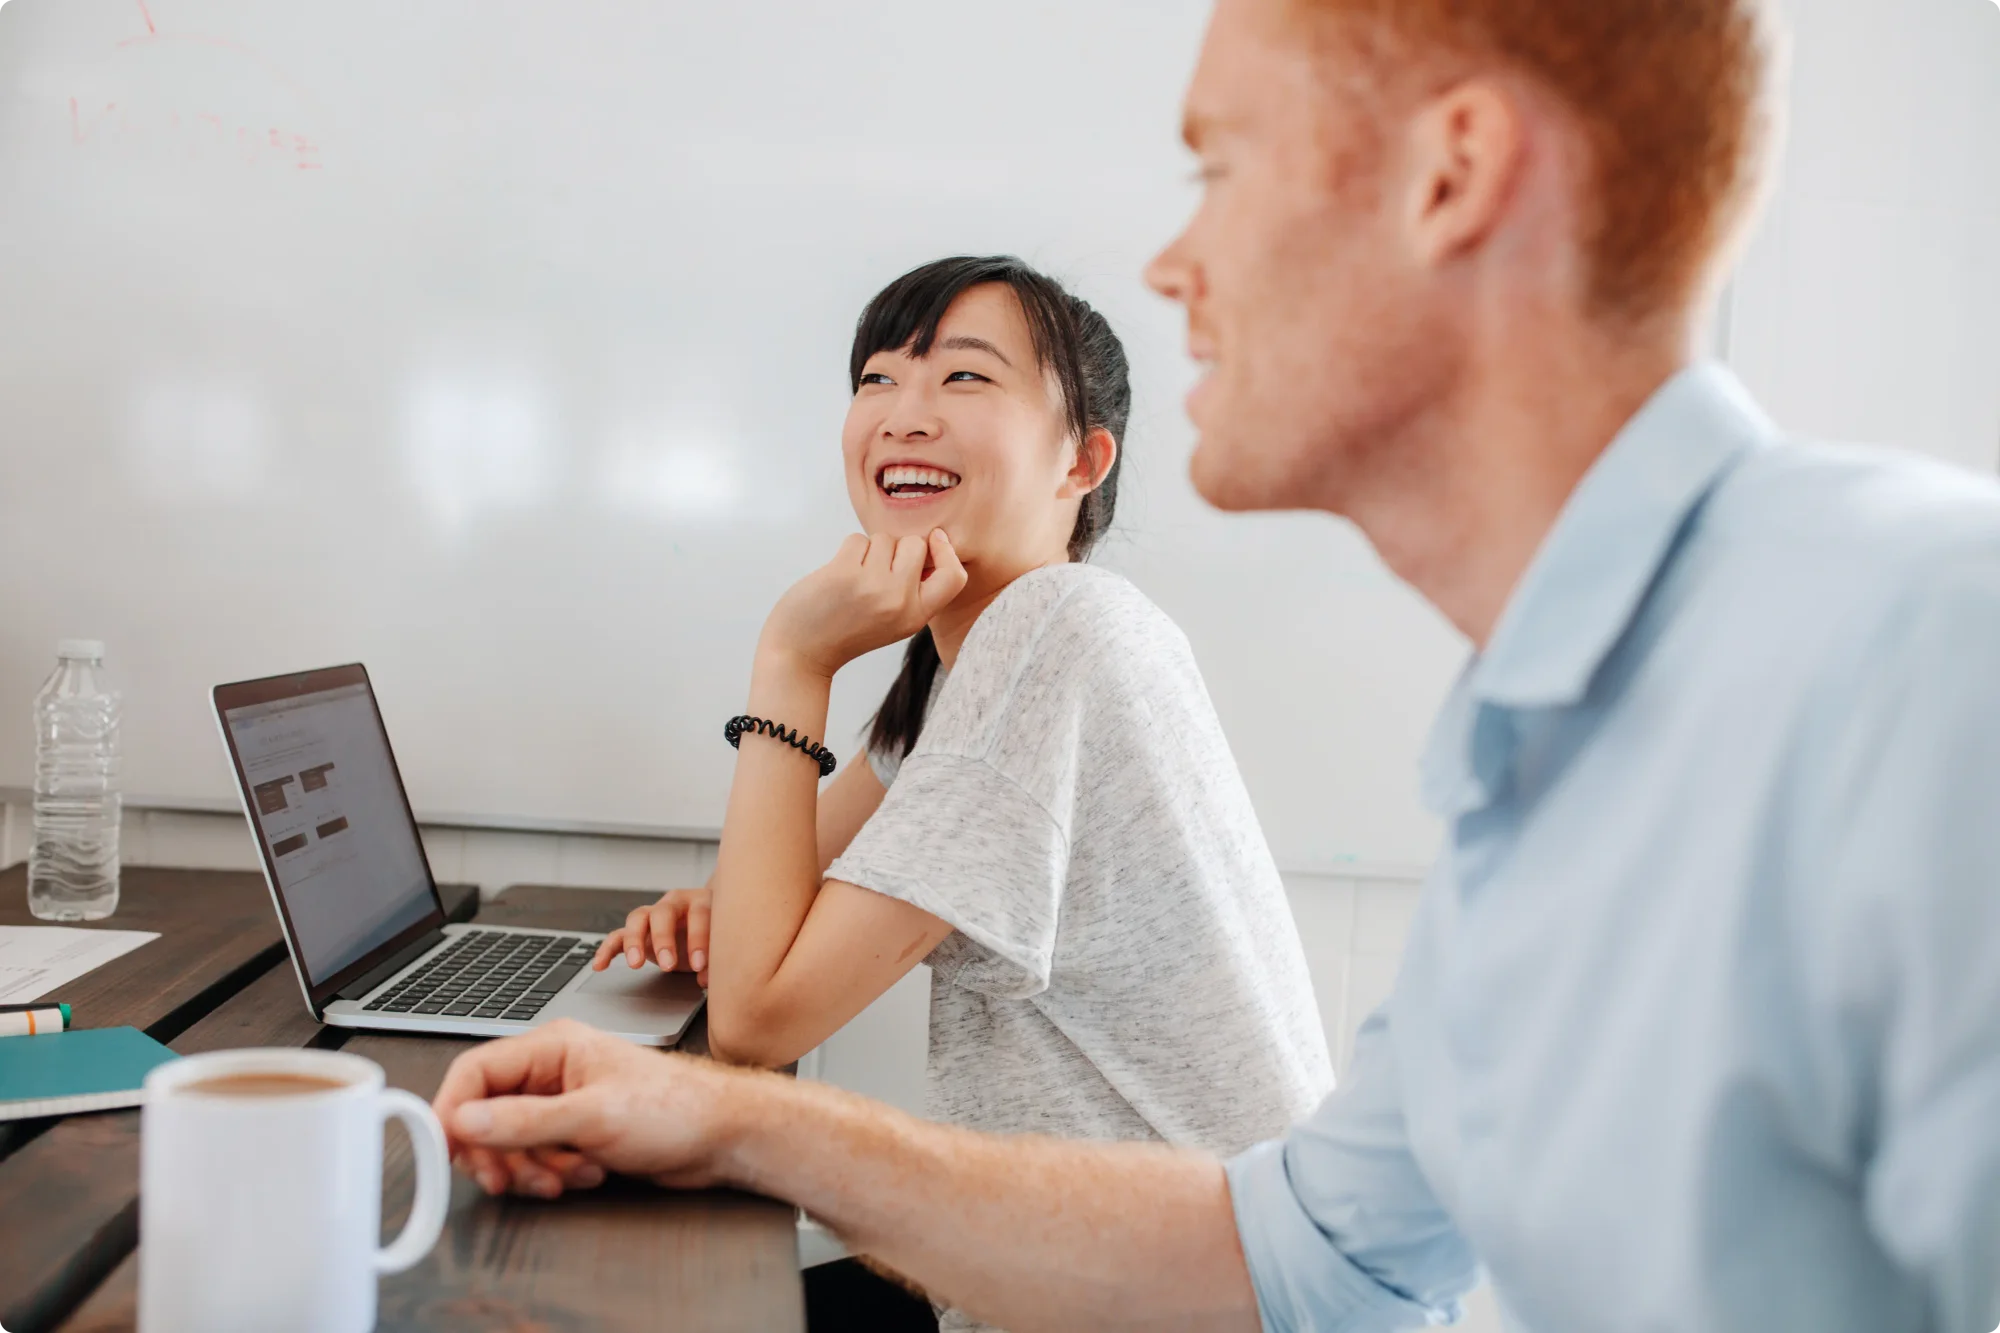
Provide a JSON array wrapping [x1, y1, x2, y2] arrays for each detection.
[[945, 371, 988, 384], [859, 372, 895, 387]]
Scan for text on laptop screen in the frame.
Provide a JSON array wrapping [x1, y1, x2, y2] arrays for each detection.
[[222, 683, 436, 984]]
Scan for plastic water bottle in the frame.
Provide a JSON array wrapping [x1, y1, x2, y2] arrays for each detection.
[[28, 640, 122, 921]]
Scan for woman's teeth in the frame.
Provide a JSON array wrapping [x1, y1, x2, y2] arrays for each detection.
[[878, 466, 961, 498]]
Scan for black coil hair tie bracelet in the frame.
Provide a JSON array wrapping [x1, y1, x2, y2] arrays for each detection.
[[725, 715, 838, 779]]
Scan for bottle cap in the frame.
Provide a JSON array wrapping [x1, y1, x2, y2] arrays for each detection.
[[56, 639, 106, 661]]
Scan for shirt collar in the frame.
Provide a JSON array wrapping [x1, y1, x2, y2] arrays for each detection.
[[1419, 363, 1775, 815], [1470, 362, 1774, 707]]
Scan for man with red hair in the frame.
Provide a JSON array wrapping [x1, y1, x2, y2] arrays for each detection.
[[431, 1, 2000, 1328]]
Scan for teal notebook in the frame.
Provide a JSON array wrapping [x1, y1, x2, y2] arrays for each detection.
[[0, 1026, 179, 1122]]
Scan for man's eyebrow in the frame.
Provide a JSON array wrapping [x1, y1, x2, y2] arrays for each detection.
[[936, 335, 1014, 368]]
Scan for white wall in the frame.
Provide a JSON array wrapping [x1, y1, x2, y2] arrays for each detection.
[[0, 0, 1461, 874], [1724, 0, 2000, 475]]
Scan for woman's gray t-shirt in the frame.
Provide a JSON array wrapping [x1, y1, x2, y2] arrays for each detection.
[[830, 564, 1333, 1164]]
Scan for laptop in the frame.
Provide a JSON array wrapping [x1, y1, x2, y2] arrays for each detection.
[[212, 663, 703, 1046]]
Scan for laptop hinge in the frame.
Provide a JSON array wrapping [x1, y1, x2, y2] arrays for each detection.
[[336, 928, 446, 1003]]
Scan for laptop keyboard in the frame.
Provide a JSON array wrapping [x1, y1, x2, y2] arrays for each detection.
[[362, 930, 597, 1023]]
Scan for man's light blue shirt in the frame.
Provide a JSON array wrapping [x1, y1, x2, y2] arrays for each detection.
[[1228, 365, 2000, 1332]]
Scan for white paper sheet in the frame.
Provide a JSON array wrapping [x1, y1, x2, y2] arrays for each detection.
[[0, 926, 160, 1004]]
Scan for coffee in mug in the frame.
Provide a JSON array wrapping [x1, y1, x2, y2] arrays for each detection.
[[140, 1048, 450, 1333], [181, 1071, 350, 1097]]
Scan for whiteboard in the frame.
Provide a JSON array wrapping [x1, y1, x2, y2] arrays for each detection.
[[1726, 0, 2000, 476], [0, 0, 1464, 871], [0, 0, 1992, 875]]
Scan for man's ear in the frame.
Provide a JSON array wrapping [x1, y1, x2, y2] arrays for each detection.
[[1060, 427, 1120, 499], [1403, 80, 1528, 270]]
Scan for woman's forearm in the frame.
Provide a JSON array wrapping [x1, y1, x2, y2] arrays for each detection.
[[706, 648, 837, 1059], [721, 1074, 1263, 1332]]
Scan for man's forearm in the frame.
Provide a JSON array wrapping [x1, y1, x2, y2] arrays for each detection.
[[720, 1073, 1263, 1332]]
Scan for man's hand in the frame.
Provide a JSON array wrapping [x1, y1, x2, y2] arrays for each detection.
[[434, 1021, 1259, 1331], [759, 529, 968, 680], [593, 888, 711, 986], [432, 1019, 760, 1198]]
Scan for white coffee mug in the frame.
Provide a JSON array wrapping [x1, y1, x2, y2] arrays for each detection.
[[139, 1047, 451, 1333]]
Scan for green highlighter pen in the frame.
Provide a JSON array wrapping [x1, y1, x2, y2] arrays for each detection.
[[0, 1003, 72, 1036]]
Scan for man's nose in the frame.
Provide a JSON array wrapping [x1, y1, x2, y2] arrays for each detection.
[[1145, 234, 1198, 303]]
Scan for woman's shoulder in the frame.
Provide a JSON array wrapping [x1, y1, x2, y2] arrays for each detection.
[[941, 564, 1197, 725], [979, 563, 1185, 657], [914, 563, 1224, 797]]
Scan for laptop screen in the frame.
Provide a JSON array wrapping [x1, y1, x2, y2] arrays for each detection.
[[218, 671, 441, 990]]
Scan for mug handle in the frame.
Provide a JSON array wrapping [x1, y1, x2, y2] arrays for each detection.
[[375, 1087, 452, 1275]]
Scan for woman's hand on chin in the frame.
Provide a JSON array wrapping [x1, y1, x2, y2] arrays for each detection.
[[761, 529, 968, 679]]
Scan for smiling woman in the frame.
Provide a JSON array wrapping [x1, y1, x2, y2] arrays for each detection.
[[843, 257, 1131, 768], [566, 257, 1331, 1332]]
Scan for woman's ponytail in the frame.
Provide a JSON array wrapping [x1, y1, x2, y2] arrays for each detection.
[[866, 628, 943, 763]]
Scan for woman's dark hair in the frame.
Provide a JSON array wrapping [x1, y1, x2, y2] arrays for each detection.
[[859, 255, 1132, 764]]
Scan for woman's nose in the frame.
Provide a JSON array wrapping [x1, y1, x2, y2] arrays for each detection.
[[879, 387, 943, 440]]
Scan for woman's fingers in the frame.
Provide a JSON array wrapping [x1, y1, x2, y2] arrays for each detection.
[[618, 906, 654, 968], [685, 894, 712, 976], [580, 891, 711, 973], [590, 928, 625, 971], [919, 528, 970, 619], [889, 533, 930, 578], [862, 531, 898, 571], [794, 529, 955, 655], [646, 896, 684, 970]]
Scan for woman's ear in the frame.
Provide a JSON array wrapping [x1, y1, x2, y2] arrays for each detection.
[[1059, 427, 1119, 499]]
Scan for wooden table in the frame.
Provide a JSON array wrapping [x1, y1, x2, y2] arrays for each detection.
[[0, 866, 803, 1333]]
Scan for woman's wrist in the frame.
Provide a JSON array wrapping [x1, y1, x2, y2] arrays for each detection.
[[736, 642, 838, 775], [753, 636, 841, 688]]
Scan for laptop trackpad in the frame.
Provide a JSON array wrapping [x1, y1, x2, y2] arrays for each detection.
[[558, 965, 704, 1022]]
